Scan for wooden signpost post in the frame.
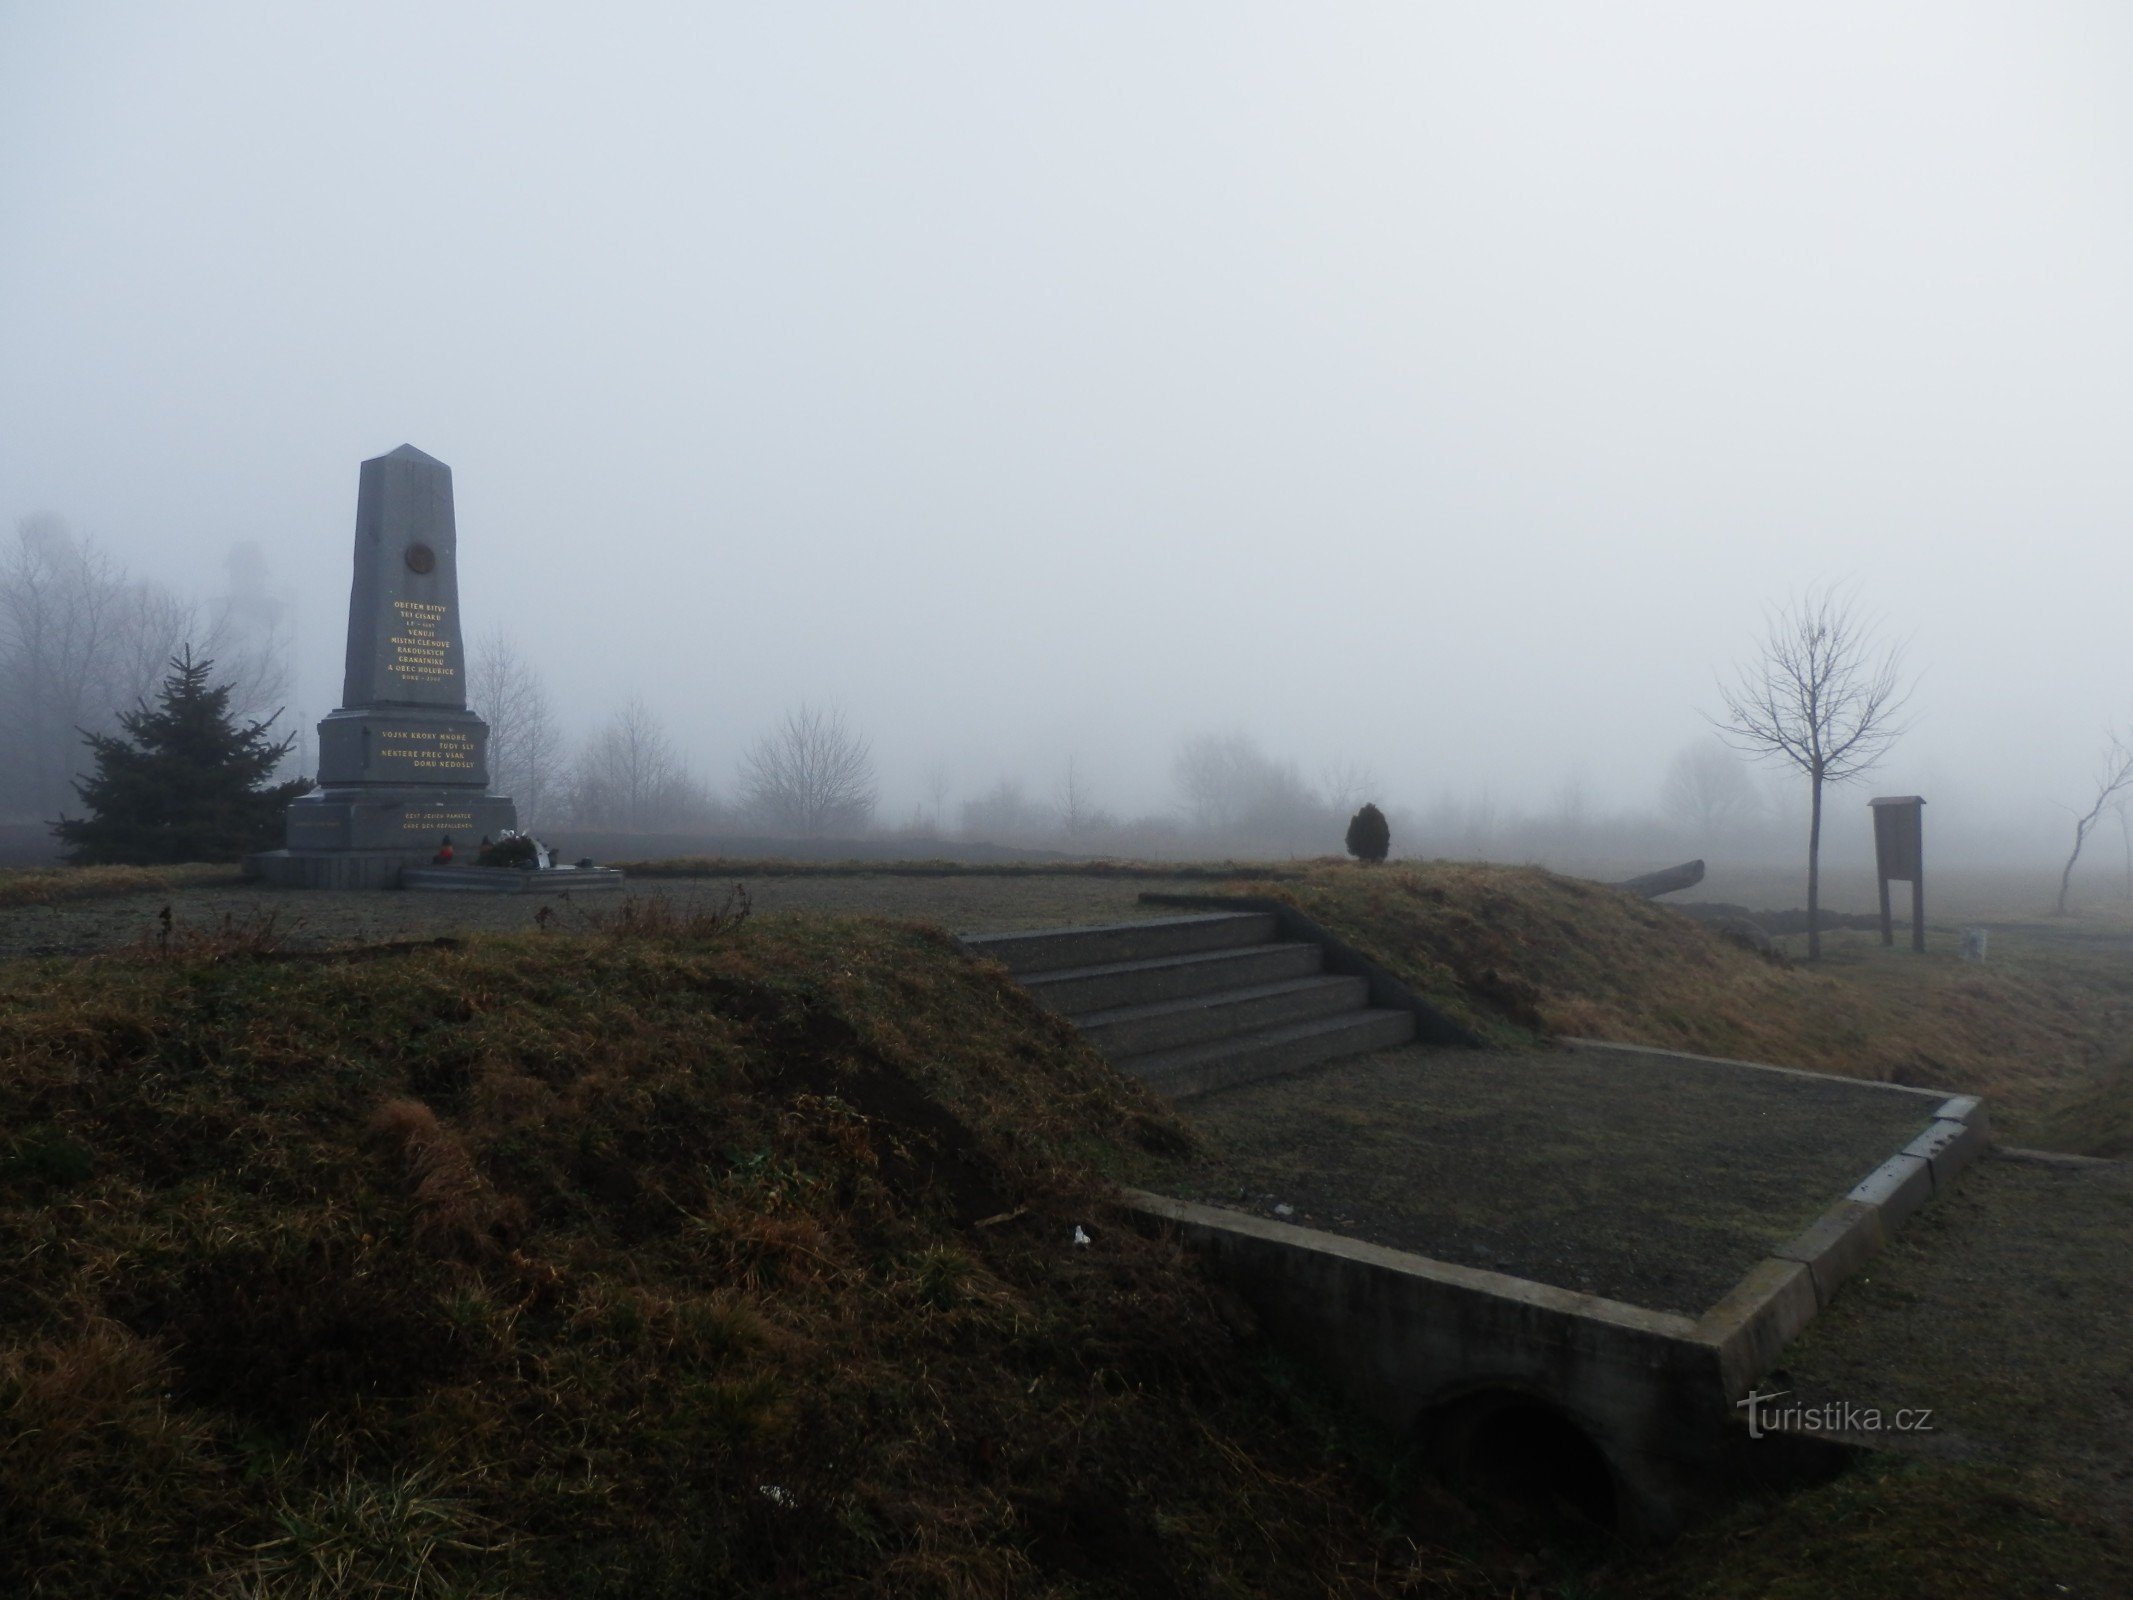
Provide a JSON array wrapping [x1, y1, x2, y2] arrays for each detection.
[[1869, 795, 1926, 952]]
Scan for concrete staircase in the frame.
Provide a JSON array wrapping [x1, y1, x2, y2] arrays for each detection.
[[962, 912, 1417, 1098]]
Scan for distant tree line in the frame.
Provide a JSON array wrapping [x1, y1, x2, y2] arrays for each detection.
[[468, 620, 1844, 865], [470, 634, 883, 840]]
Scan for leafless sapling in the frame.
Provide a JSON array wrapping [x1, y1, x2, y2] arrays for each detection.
[[1716, 586, 1912, 959], [2054, 729, 2133, 915]]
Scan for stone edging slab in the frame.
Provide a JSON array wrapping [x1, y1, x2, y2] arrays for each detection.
[[1121, 1188, 1700, 1339], [1689, 1088, 1989, 1398], [1558, 1036, 1952, 1102], [399, 865, 627, 894]]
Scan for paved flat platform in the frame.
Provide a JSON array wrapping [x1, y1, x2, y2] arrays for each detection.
[[0, 873, 1208, 960], [1153, 1042, 1945, 1316]]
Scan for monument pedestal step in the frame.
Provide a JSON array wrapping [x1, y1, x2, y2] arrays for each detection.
[[245, 849, 423, 890], [245, 851, 627, 893], [399, 865, 625, 894]]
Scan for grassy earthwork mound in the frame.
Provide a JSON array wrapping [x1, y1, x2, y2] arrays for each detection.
[[0, 905, 1423, 1597]]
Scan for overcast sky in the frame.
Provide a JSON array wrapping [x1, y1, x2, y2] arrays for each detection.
[[4, 2, 2129, 847]]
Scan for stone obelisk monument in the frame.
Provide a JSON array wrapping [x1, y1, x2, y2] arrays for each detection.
[[252, 445, 517, 887]]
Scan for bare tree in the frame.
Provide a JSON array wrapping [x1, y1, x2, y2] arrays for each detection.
[[197, 542, 295, 728], [2116, 796, 2133, 902], [740, 703, 878, 838], [1661, 737, 1761, 840], [1716, 586, 1912, 959], [469, 630, 561, 829], [921, 758, 953, 837], [1173, 731, 1323, 854], [1174, 732, 1255, 834], [1319, 760, 1377, 821], [1055, 756, 1097, 841], [1459, 787, 1501, 860], [565, 697, 690, 831], [961, 777, 1034, 842], [1, 519, 123, 816], [1549, 774, 1591, 852], [2054, 729, 2133, 915]]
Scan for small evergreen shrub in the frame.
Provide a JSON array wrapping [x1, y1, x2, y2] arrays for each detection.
[[1344, 802, 1390, 865], [54, 650, 311, 865]]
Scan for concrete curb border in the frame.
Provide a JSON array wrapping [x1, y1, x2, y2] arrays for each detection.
[[1559, 1036, 1952, 1102], [1121, 1189, 1700, 1338], [1687, 1086, 1991, 1399], [1116, 1065, 1993, 1528], [1122, 1081, 1990, 1407]]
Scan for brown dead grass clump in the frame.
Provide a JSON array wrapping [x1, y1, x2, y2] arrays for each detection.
[[2030, 1056, 2133, 1158], [370, 1096, 526, 1261]]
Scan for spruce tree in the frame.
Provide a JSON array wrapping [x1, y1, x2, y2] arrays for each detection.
[[1344, 802, 1390, 865], [54, 650, 312, 864]]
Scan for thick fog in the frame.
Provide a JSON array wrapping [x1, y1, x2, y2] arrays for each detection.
[[5, 4, 2131, 872]]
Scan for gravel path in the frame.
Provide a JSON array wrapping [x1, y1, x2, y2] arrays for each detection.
[[1152, 1043, 1942, 1316], [0, 873, 1209, 960]]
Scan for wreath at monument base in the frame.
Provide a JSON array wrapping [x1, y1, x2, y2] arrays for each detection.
[[477, 832, 546, 869]]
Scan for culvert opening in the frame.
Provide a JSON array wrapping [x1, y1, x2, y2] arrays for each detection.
[[1423, 1392, 1620, 1532]]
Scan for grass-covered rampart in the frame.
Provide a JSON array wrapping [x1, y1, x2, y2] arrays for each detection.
[[0, 903, 1424, 1597], [1208, 864, 2133, 1143]]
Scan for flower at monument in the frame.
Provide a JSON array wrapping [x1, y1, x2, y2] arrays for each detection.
[[54, 649, 314, 864]]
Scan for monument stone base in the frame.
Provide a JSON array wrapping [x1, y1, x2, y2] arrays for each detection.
[[399, 864, 626, 893], [244, 849, 432, 891], [243, 851, 628, 893], [285, 786, 519, 853]]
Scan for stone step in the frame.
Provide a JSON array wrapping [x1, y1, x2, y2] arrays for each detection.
[[1121, 1008, 1419, 1100], [962, 912, 1277, 976], [1020, 941, 1324, 1014], [1074, 975, 1371, 1060]]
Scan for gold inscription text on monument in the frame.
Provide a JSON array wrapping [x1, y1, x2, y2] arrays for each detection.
[[401, 808, 475, 835], [388, 599, 457, 684], [374, 727, 478, 774]]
